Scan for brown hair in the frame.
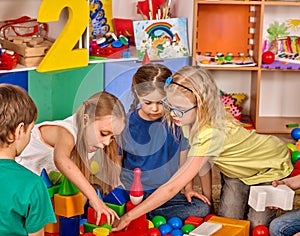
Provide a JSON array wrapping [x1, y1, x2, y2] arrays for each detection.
[[0, 84, 37, 147], [129, 63, 172, 112], [73, 91, 126, 195]]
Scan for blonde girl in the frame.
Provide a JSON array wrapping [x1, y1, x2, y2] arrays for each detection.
[[16, 91, 126, 225], [113, 65, 293, 231]]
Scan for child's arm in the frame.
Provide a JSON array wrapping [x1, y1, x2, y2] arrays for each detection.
[[179, 150, 211, 205], [28, 228, 44, 236], [272, 174, 300, 190], [179, 149, 193, 192], [49, 126, 119, 225]]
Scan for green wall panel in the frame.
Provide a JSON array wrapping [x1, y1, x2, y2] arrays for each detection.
[[28, 64, 104, 123]]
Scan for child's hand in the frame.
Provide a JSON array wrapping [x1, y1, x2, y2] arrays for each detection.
[[184, 188, 211, 205], [272, 179, 285, 188], [90, 198, 120, 225], [112, 214, 131, 232]]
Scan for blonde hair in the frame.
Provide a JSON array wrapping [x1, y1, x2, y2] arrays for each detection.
[[165, 66, 239, 140], [0, 84, 37, 147], [73, 91, 126, 195], [129, 63, 172, 112]]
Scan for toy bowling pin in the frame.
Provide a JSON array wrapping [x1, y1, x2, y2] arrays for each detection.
[[130, 168, 143, 205]]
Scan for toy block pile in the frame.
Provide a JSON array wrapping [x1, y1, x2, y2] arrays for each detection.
[[41, 169, 84, 236]]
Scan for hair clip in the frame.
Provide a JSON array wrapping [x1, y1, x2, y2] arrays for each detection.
[[165, 77, 173, 85], [165, 76, 194, 93], [83, 101, 89, 107]]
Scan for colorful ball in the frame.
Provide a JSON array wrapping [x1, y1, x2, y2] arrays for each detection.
[[170, 229, 184, 236], [292, 151, 300, 164], [147, 227, 161, 236], [252, 225, 269, 235], [287, 143, 297, 154], [167, 216, 183, 229], [181, 224, 195, 234], [290, 169, 300, 177], [262, 51, 275, 64], [152, 215, 167, 228], [294, 160, 300, 170], [158, 224, 172, 235], [291, 128, 300, 141]]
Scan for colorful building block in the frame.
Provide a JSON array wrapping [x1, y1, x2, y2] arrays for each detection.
[[87, 207, 107, 225], [248, 185, 294, 211], [208, 216, 250, 236], [40, 168, 52, 188], [54, 192, 84, 218], [48, 184, 61, 199], [103, 185, 129, 205], [184, 216, 204, 227], [44, 214, 60, 233], [104, 202, 125, 217], [83, 222, 112, 233], [58, 177, 80, 196], [59, 215, 80, 236]]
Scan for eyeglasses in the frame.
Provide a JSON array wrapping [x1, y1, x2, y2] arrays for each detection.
[[160, 97, 197, 118], [165, 77, 194, 93]]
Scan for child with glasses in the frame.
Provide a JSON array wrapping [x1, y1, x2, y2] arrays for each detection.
[[113, 65, 293, 232], [119, 63, 211, 220]]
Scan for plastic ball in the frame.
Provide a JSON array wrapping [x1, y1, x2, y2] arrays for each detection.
[[147, 227, 161, 236], [152, 215, 167, 228], [167, 216, 183, 229], [148, 219, 154, 228], [181, 224, 195, 234], [290, 169, 300, 177], [262, 51, 275, 64], [252, 225, 269, 235], [287, 143, 297, 154], [292, 151, 300, 164], [295, 160, 300, 170], [170, 229, 184, 236], [291, 128, 300, 141], [90, 161, 100, 174], [158, 224, 172, 235]]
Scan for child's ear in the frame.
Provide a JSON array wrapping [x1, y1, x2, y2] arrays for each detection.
[[14, 122, 25, 140], [83, 114, 89, 126]]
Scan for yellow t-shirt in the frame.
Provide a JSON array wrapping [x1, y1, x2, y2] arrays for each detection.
[[182, 122, 293, 185]]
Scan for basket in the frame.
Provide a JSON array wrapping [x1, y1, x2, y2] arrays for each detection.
[[90, 44, 128, 58], [0, 52, 19, 70]]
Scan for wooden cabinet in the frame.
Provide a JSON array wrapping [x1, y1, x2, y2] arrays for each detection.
[[192, 0, 300, 134]]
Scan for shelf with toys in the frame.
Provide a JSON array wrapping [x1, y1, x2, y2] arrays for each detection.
[[192, 0, 300, 134]]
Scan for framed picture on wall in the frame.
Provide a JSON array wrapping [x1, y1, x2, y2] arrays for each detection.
[[133, 18, 189, 60]]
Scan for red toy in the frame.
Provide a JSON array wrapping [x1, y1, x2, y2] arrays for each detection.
[[204, 214, 216, 222], [262, 51, 275, 64], [130, 168, 144, 205], [252, 225, 269, 236]]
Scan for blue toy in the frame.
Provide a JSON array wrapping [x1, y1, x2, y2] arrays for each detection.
[[291, 128, 300, 141]]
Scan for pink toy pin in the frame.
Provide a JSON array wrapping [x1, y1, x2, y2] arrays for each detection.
[[130, 168, 144, 205]]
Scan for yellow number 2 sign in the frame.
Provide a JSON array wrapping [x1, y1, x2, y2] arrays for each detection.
[[37, 0, 89, 72]]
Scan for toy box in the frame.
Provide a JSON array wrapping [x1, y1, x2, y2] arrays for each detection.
[[0, 36, 53, 66]]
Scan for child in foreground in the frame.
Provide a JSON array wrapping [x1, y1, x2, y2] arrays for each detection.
[[119, 63, 211, 220], [16, 90, 126, 225], [113, 65, 293, 231], [0, 84, 56, 236]]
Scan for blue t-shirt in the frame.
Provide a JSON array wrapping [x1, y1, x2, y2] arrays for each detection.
[[120, 110, 189, 193]]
